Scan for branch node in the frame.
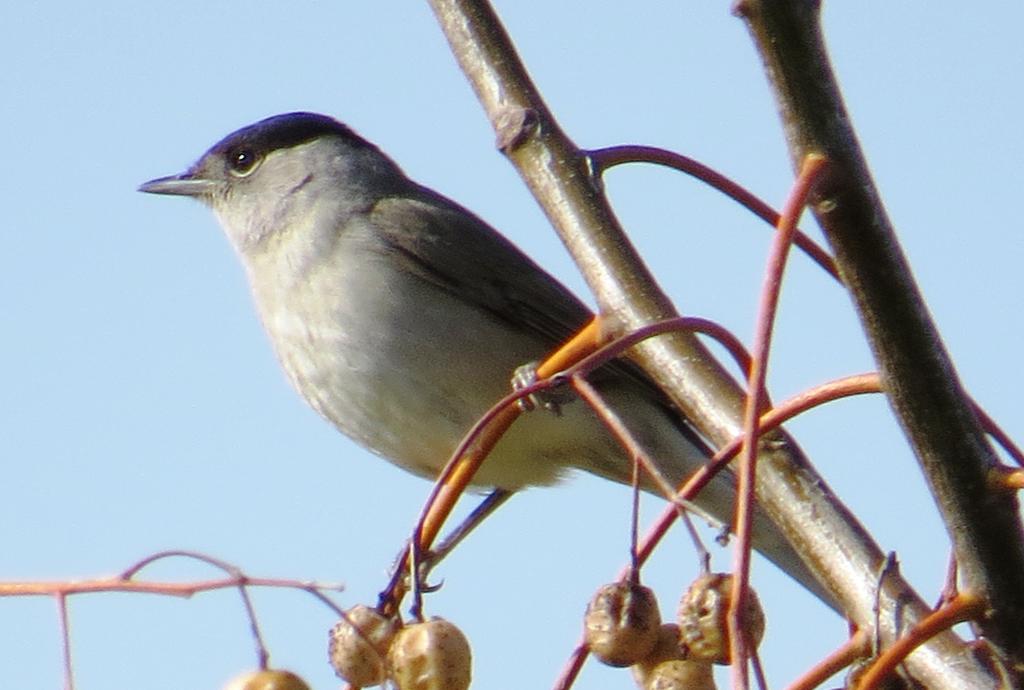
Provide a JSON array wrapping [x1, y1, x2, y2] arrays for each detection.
[[494, 106, 539, 152]]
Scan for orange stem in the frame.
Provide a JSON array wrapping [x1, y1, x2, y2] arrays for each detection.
[[785, 629, 870, 690], [855, 592, 985, 690]]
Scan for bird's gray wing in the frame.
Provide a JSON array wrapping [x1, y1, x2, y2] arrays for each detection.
[[369, 190, 592, 348]]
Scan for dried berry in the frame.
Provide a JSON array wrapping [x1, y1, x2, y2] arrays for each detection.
[[221, 669, 310, 690], [584, 580, 661, 667], [631, 624, 716, 690], [388, 617, 472, 690], [677, 573, 765, 664], [328, 604, 399, 687], [642, 659, 716, 690]]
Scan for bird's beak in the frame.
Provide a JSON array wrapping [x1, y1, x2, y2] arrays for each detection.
[[138, 171, 218, 197]]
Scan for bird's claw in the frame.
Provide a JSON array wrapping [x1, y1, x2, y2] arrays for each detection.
[[511, 361, 572, 415]]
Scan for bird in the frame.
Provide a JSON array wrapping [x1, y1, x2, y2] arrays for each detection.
[[139, 111, 823, 601]]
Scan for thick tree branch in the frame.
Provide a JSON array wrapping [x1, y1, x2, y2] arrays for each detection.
[[737, 0, 1024, 680]]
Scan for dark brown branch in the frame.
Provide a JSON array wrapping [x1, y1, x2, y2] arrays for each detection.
[[736, 0, 1024, 681]]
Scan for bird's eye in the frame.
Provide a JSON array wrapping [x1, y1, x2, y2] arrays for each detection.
[[228, 148, 260, 177]]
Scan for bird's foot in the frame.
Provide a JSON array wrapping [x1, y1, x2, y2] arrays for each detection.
[[511, 360, 573, 415]]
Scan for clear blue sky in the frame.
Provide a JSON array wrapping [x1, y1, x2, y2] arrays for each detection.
[[2, 3, 1021, 689]]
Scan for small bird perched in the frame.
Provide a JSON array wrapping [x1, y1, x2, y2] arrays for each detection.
[[140, 112, 821, 599]]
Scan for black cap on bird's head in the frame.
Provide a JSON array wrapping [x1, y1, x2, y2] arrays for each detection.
[[138, 112, 380, 199], [206, 112, 364, 163]]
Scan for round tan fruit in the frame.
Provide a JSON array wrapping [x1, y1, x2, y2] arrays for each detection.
[[387, 617, 472, 690], [677, 573, 765, 664], [584, 580, 661, 667], [328, 604, 399, 687], [221, 669, 310, 690]]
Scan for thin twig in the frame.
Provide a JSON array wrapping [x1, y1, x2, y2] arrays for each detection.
[[854, 593, 986, 690], [2, 573, 346, 618], [122, 550, 273, 667], [589, 145, 839, 279], [57, 593, 73, 690], [785, 629, 871, 690], [731, 154, 828, 690]]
